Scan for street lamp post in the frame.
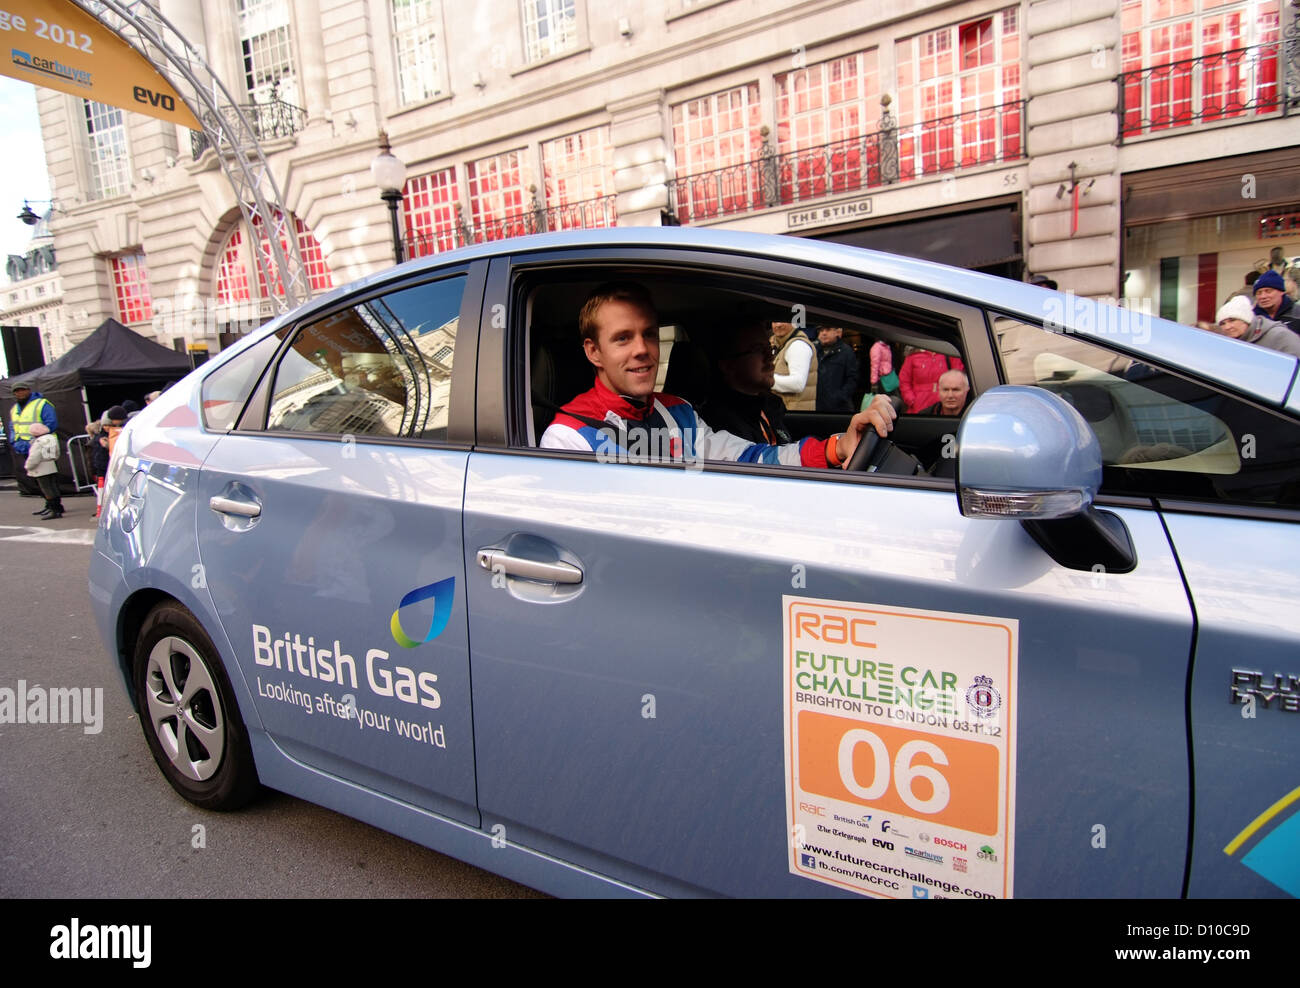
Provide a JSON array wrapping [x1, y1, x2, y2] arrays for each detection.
[[370, 131, 407, 265]]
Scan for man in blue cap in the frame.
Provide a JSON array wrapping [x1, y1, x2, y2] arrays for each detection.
[[7, 382, 58, 498], [1252, 270, 1300, 335]]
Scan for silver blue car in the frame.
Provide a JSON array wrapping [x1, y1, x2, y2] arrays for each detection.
[[89, 228, 1298, 898]]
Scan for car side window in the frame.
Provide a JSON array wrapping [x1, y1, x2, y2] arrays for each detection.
[[993, 314, 1300, 508], [266, 276, 464, 440], [523, 268, 969, 477], [200, 334, 282, 432]]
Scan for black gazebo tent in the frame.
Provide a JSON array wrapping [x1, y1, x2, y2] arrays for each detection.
[[1, 319, 194, 487]]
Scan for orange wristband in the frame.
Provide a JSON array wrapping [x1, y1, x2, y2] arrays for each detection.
[[826, 433, 844, 467]]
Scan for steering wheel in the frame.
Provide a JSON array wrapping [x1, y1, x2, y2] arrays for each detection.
[[845, 427, 892, 472]]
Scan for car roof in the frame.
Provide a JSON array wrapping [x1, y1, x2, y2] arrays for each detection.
[[278, 228, 1300, 411]]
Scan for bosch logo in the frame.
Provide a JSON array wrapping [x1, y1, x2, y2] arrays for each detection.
[[934, 837, 967, 850]]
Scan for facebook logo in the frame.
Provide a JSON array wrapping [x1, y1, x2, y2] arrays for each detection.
[[800, 853, 817, 869], [912, 885, 929, 898]]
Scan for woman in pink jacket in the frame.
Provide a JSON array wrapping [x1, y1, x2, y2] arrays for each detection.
[[899, 348, 965, 414]]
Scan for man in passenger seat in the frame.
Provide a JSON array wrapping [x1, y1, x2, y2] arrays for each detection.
[[539, 282, 895, 467], [697, 305, 791, 445]]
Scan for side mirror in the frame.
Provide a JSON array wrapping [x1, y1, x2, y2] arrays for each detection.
[[957, 386, 1134, 573], [956, 386, 1101, 520]]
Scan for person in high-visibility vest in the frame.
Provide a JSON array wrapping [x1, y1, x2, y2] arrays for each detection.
[[8, 383, 58, 497]]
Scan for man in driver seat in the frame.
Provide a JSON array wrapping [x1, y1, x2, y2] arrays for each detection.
[[539, 282, 895, 467]]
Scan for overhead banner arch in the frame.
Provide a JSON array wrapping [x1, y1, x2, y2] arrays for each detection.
[[5, 0, 311, 313]]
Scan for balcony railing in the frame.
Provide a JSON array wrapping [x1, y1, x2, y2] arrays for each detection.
[[190, 96, 308, 159], [1119, 43, 1291, 141], [402, 193, 617, 258], [666, 101, 1025, 225]]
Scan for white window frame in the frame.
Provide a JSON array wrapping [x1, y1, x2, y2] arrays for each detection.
[[237, 0, 300, 107], [520, 0, 580, 63], [391, 0, 448, 105], [82, 99, 132, 201]]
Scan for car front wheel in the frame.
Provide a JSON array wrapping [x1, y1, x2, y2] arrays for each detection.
[[133, 603, 259, 810]]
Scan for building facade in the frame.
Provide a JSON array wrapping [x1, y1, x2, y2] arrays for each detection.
[[30, 0, 1300, 354], [1, 210, 68, 364]]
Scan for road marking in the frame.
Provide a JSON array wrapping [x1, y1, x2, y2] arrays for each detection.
[[0, 525, 96, 545]]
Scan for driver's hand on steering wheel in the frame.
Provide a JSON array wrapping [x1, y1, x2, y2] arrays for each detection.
[[835, 395, 897, 467]]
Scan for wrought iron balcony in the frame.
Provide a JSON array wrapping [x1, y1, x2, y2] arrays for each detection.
[[1118, 42, 1292, 141], [666, 101, 1025, 225], [402, 193, 617, 257], [190, 96, 308, 159]]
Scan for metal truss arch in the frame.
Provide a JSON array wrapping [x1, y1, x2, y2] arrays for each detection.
[[71, 0, 310, 312]]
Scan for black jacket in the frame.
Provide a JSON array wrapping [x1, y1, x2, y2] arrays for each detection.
[[698, 386, 791, 445], [815, 340, 859, 413]]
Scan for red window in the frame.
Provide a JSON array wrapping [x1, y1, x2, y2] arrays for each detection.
[[959, 18, 994, 70], [404, 168, 461, 257], [670, 83, 763, 222], [774, 51, 881, 202], [250, 211, 333, 296], [1121, 0, 1281, 137], [111, 252, 153, 324], [895, 7, 1021, 180], [466, 149, 533, 241], [541, 126, 616, 228], [216, 227, 251, 303]]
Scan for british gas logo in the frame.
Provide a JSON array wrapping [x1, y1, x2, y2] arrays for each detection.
[[390, 577, 455, 649]]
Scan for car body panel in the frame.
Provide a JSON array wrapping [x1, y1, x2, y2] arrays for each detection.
[[1164, 512, 1299, 898], [462, 451, 1193, 897], [194, 431, 479, 825]]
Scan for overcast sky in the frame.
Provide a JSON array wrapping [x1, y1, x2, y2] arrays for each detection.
[[0, 77, 53, 271]]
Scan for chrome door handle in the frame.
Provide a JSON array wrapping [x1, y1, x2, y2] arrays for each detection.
[[476, 549, 583, 584], [209, 496, 261, 518]]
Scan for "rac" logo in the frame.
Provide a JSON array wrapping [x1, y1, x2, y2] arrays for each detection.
[[792, 610, 877, 648]]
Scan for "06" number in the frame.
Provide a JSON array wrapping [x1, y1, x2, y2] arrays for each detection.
[[838, 729, 951, 814]]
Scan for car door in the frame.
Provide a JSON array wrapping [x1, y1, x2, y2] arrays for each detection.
[[195, 265, 484, 825], [993, 312, 1300, 899], [460, 248, 1194, 897]]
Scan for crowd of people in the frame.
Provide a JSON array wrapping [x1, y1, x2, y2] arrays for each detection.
[[5, 387, 167, 522], [1209, 260, 1300, 356], [721, 312, 970, 423]]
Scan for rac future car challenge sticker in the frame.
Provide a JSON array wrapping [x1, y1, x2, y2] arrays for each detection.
[[783, 596, 1018, 899]]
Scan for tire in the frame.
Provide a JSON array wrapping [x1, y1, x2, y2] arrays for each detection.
[[133, 603, 259, 810]]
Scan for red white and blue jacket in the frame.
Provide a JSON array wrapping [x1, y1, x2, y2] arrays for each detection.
[[540, 378, 836, 468]]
